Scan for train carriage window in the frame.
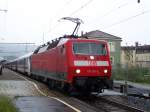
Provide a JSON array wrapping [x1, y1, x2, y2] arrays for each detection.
[[73, 42, 107, 55]]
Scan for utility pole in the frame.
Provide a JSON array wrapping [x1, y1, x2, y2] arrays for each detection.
[[0, 8, 7, 41], [124, 43, 130, 95], [42, 32, 44, 44], [25, 42, 28, 53], [124, 62, 128, 95]]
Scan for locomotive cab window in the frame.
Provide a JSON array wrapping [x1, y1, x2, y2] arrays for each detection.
[[73, 42, 107, 55]]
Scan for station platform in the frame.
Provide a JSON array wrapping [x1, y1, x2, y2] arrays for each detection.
[[15, 96, 76, 112], [0, 69, 79, 112], [98, 89, 122, 96], [115, 80, 150, 90], [114, 80, 150, 95]]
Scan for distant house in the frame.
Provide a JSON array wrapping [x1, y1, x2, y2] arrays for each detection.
[[121, 46, 136, 68], [83, 30, 122, 67], [121, 42, 150, 68]]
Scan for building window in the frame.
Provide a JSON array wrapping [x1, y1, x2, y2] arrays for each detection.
[[110, 56, 114, 65], [108, 42, 115, 52]]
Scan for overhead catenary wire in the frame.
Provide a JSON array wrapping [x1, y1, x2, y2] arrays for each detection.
[[47, 0, 74, 34], [67, 0, 145, 28], [47, 0, 147, 38], [100, 2, 129, 19], [47, 0, 94, 37], [68, 0, 137, 31], [69, 0, 94, 16], [90, 0, 139, 26], [48, 0, 126, 33], [53, 0, 73, 20], [103, 9, 150, 29], [69, 0, 132, 21]]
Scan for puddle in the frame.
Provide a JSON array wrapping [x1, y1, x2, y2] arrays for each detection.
[[15, 96, 75, 112]]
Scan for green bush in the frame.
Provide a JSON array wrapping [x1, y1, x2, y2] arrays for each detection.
[[112, 65, 150, 84], [0, 95, 18, 112]]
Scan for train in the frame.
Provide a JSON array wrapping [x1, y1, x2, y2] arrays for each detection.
[[5, 17, 112, 95], [5, 35, 112, 95]]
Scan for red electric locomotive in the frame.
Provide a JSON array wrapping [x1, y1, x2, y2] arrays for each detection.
[[31, 35, 112, 94], [31, 17, 112, 95]]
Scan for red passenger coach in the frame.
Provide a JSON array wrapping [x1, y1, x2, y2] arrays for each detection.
[[31, 36, 112, 94]]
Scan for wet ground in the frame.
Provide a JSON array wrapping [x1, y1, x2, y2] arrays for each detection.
[[0, 69, 41, 96], [114, 80, 150, 94], [0, 80, 40, 96], [1, 68, 148, 112], [0, 69, 78, 112], [0, 68, 103, 112], [15, 96, 75, 112], [114, 80, 150, 111], [0, 68, 24, 80]]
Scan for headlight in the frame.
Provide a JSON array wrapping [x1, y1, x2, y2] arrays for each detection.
[[90, 56, 94, 60], [104, 69, 108, 73], [76, 69, 80, 74]]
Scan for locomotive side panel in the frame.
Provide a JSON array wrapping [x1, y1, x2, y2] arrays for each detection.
[[31, 47, 68, 82], [56, 45, 68, 82]]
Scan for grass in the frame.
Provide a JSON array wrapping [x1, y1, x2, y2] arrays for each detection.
[[0, 95, 18, 112]]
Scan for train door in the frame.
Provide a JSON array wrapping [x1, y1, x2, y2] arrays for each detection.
[[56, 45, 66, 80]]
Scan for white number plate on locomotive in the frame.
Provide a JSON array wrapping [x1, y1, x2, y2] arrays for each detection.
[[74, 60, 109, 66]]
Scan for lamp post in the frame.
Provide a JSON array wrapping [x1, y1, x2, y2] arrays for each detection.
[[124, 62, 128, 95]]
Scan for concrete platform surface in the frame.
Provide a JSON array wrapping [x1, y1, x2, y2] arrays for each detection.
[[98, 89, 123, 96], [0, 80, 40, 96], [114, 80, 150, 90], [15, 96, 76, 112], [114, 80, 150, 94]]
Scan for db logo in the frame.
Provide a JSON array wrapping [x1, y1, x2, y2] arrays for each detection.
[[88, 61, 97, 66]]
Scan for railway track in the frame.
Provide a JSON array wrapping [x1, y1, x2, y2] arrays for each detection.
[[5, 69, 145, 112], [17, 73, 144, 112], [99, 97, 143, 112], [18, 75, 147, 112], [78, 95, 144, 112]]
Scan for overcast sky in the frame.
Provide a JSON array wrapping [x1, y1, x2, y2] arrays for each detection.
[[0, 0, 150, 45]]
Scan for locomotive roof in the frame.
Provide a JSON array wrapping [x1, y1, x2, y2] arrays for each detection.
[[57, 38, 107, 46], [57, 38, 69, 46], [33, 36, 108, 54]]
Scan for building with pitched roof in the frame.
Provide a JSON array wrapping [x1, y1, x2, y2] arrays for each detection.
[[83, 30, 122, 67]]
